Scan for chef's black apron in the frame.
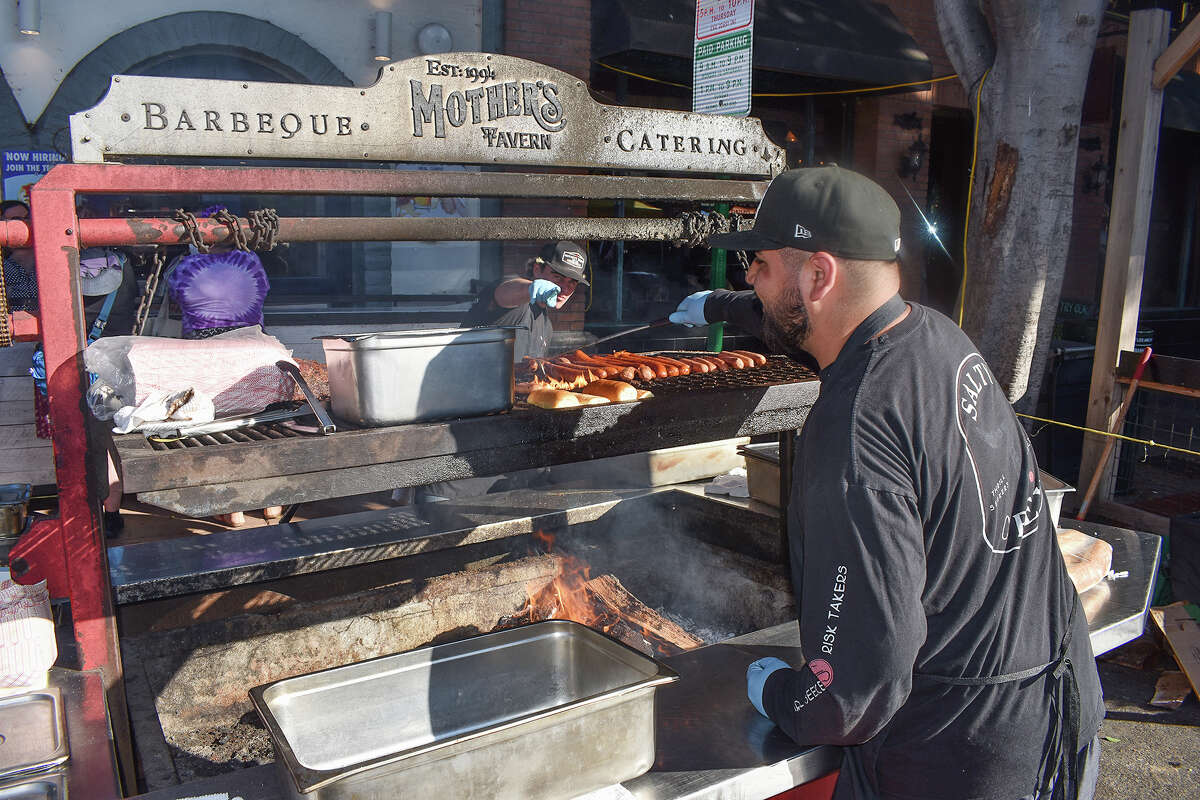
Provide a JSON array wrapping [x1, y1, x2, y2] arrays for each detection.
[[835, 602, 1094, 800]]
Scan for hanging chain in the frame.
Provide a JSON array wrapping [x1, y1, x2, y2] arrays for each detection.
[[173, 209, 209, 253], [212, 208, 250, 251], [131, 250, 167, 336], [676, 209, 745, 248], [0, 280, 10, 348], [247, 208, 280, 251]]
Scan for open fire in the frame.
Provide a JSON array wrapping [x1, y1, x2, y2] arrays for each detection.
[[496, 530, 704, 656]]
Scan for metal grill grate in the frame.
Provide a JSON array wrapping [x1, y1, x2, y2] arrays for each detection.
[[146, 355, 817, 450], [147, 421, 312, 451]]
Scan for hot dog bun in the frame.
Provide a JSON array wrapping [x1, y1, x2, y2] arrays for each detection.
[[573, 393, 611, 405], [526, 388, 582, 409], [581, 379, 638, 402]]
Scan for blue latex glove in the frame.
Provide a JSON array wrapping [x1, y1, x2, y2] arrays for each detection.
[[529, 278, 561, 308], [668, 290, 713, 327], [746, 656, 791, 718]]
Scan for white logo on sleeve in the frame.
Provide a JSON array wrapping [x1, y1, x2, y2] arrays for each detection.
[[794, 224, 812, 239]]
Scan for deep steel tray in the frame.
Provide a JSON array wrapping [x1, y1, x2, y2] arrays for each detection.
[[251, 619, 678, 799], [0, 690, 68, 781]]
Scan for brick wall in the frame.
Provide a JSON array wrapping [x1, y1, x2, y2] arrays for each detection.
[[501, 0, 592, 330]]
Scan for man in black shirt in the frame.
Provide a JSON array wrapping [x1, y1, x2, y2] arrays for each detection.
[[679, 166, 1103, 800], [470, 240, 589, 361]]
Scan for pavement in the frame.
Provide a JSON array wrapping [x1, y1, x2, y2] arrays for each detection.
[[1095, 637, 1200, 798]]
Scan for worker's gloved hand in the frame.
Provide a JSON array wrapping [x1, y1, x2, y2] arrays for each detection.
[[529, 278, 561, 308], [746, 656, 791, 718], [669, 290, 713, 327]]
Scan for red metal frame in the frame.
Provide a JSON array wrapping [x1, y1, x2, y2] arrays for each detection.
[[7, 163, 440, 680], [4, 162, 833, 797]]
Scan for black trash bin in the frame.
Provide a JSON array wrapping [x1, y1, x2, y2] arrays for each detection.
[[1170, 511, 1200, 603]]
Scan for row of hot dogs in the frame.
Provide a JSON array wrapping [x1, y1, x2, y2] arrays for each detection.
[[520, 349, 769, 387]]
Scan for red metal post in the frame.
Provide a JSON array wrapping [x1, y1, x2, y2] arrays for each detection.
[[8, 177, 130, 792], [768, 770, 839, 800], [10, 179, 121, 673]]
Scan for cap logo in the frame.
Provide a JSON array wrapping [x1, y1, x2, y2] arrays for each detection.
[[561, 251, 586, 269], [794, 224, 812, 239]]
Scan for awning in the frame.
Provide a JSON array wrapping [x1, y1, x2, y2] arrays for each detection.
[[592, 0, 932, 94]]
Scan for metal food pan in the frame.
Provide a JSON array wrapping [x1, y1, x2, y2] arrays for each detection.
[[251, 620, 678, 800], [0, 768, 65, 800], [317, 326, 516, 427], [740, 442, 781, 508], [0, 690, 68, 781], [1040, 470, 1074, 530]]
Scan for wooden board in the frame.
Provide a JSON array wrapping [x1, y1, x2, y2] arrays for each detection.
[[0, 378, 33, 401], [0, 424, 49, 449], [0, 400, 34, 419], [1150, 603, 1200, 699], [1079, 9, 1171, 499]]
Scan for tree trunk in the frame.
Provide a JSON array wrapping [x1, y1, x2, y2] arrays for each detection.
[[936, 0, 1106, 409]]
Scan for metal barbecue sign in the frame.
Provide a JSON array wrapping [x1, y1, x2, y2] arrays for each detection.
[[69, 53, 784, 177]]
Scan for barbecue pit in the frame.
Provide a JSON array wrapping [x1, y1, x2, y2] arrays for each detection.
[[118, 488, 796, 790]]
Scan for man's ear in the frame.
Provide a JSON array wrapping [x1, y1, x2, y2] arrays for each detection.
[[807, 251, 838, 302]]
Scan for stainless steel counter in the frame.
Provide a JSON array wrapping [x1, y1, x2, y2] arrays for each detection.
[[1059, 519, 1162, 656], [627, 623, 839, 800], [0, 668, 122, 799]]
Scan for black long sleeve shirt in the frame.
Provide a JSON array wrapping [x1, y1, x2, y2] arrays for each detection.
[[711, 293, 1104, 800]]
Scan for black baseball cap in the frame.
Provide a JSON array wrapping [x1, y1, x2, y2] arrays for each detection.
[[708, 166, 901, 261], [537, 240, 590, 286]]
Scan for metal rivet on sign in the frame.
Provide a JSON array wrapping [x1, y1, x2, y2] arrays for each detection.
[[361, 123, 369, 131], [247, 149, 253, 154], [65, 228, 73, 235], [113, 77, 120, 83], [363, 152, 369, 158], [104, 146, 111, 151], [84, 113, 90, 118], [242, 84, 248, 89], [120, 113, 130, 122], [80, 137, 90, 143], [604, 136, 611, 143], [389, 65, 395, 71], [360, 91, 366, 96], [752, 146, 758, 152]]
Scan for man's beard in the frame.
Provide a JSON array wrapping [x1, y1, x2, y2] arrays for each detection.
[[761, 286, 812, 362]]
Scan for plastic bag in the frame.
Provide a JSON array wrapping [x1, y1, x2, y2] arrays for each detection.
[[84, 326, 296, 416]]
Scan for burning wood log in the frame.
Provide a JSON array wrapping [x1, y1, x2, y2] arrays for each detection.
[[583, 574, 704, 655], [494, 553, 704, 656]]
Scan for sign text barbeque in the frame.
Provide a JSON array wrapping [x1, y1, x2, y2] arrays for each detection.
[[70, 53, 784, 177]]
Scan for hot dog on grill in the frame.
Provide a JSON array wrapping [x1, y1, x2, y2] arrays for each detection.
[[541, 361, 599, 384], [728, 349, 768, 367], [616, 351, 679, 377], [602, 353, 664, 379], [572, 351, 638, 382], [648, 354, 691, 375], [553, 356, 611, 379], [713, 352, 747, 369]]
